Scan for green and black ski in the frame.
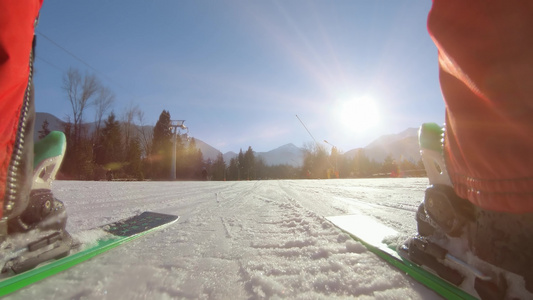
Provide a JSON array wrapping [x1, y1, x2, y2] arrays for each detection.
[[0, 211, 179, 297], [327, 214, 477, 300]]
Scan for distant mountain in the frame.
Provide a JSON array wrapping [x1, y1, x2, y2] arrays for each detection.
[[194, 139, 222, 162], [363, 135, 420, 162], [365, 128, 418, 149], [220, 144, 304, 167], [35, 112, 100, 140], [223, 151, 238, 163], [344, 128, 420, 162], [257, 143, 304, 167]]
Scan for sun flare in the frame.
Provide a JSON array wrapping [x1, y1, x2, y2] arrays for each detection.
[[336, 97, 380, 133]]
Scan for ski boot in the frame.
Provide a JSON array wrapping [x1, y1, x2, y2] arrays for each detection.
[[1, 131, 73, 274], [398, 123, 532, 299]]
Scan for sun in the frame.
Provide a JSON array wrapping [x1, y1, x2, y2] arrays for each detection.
[[335, 96, 381, 133]]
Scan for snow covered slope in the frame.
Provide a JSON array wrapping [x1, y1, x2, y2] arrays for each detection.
[[12, 179, 442, 299]]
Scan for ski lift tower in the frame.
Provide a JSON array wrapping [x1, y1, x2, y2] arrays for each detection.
[[170, 120, 188, 180]]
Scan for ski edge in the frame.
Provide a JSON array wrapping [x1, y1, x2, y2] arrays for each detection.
[[0, 214, 179, 297], [326, 215, 477, 300]]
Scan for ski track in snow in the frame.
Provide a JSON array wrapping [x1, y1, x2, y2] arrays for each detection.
[[9, 178, 443, 300]]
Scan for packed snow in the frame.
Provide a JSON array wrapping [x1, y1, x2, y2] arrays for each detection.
[[10, 178, 444, 299]]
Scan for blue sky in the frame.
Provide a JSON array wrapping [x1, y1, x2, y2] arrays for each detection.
[[34, 0, 443, 153]]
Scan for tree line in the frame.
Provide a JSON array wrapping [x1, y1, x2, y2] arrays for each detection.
[[204, 144, 425, 181], [45, 68, 425, 181], [300, 143, 425, 179]]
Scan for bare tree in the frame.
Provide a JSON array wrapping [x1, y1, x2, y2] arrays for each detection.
[[62, 68, 100, 143], [122, 102, 140, 147], [94, 86, 115, 139], [135, 109, 153, 158]]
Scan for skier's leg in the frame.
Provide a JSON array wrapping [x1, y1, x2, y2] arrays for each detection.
[[428, 0, 533, 213], [429, 0, 533, 268], [0, 0, 43, 239], [405, 0, 533, 296]]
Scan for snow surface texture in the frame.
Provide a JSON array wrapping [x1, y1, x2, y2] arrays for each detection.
[[11, 178, 443, 299]]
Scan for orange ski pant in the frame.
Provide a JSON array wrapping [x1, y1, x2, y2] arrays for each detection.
[[428, 0, 533, 213], [0, 0, 43, 218]]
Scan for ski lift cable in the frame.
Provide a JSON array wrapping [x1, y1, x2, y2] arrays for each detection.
[[36, 30, 124, 90], [296, 114, 320, 147]]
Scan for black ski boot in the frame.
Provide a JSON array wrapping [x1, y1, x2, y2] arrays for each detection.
[[416, 184, 475, 238], [2, 190, 72, 274], [1, 132, 73, 275]]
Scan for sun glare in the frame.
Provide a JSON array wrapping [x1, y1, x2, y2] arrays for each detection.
[[336, 97, 381, 133]]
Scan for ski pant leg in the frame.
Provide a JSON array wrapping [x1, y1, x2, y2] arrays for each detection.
[[0, 0, 43, 237], [427, 0, 533, 213], [428, 0, 533, 284]]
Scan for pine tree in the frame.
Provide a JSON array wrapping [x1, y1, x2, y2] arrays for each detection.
[[227, 158, 238, 180], [187, 138, 204, 179], [244, 146, 255, 180], [38, 119, 51, 140], [125, 137, 143, 180], [61, 119, 94, 179], [151, 110, 172, 179], [96, 112, 123, 170], [237, 149, 245, 180], [212, 153, 226, 181]]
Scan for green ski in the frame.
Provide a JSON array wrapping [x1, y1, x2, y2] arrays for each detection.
[[0, 211, 179, 297], [327, 214, 477, 300]]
